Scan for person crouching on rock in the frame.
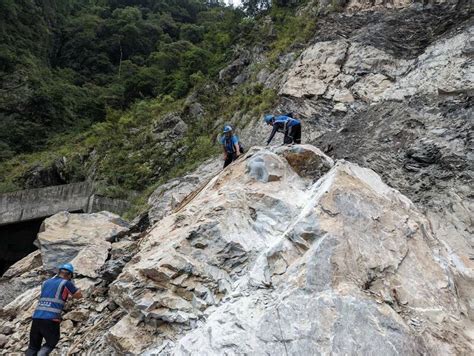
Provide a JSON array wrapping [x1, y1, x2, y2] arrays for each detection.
[[221, 125, 242, 168], [264, 113, 301, 145], [26, 263, 82, 356]]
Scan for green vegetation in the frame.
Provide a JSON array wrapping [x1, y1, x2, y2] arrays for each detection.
[[268, 5, 317, 59], [0, 0, 316, 217], [0, 0, 243, 156]]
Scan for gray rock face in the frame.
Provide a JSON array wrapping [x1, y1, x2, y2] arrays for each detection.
[[17, 157, 69, 189], [169, 158, 471, 355], [1, 145, 473, 354], [219, 56, 250, 83], [384, 25, 474, 99], [37, 211, 130, 277], [148, 159, 221, 224], [115, 145, 472, 355], [279, 40, 356, 99], [313, 0, 462, 14], [242, 5, 473, 327], [153, 113, 188, 149], [279, 12, 472, 102]]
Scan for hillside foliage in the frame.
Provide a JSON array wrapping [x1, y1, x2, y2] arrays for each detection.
[[0, 0, 244, 155], [0, 0, 313, 217]]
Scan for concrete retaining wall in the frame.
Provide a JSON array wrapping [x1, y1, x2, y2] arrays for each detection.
[[0, 182, 132, 225]]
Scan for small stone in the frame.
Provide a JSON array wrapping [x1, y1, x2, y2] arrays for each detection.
[[107, 301, 119, 312], [0, 324, 13, 335], [333, 103, 348, 112], [95, 301, 108, 313], [0, 334, 7, 348], [61, 320, 74, 333], [63, 310, 89, 322]]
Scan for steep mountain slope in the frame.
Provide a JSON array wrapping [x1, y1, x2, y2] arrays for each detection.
[[0, 0, 472, 354], [0, 145, 472, 354], [236, 1, 473, 325], [0, 0, 242, 156]]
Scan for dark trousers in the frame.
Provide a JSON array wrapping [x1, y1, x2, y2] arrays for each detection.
[[26, 319, 60, 355], [284, 124, 302, 144], [223, 152, 237, 168]]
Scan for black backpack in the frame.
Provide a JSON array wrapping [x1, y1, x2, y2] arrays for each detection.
[[239, 141, 245, 154]]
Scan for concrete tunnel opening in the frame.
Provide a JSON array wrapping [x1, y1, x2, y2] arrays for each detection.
[[0, 218, 43, 276], [0, 182, 131, 276], [0, 211, 84, 276]]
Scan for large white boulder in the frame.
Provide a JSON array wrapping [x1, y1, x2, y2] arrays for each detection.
[[37, 211, 129, 278], [171, 159, 472, 355], [108, 146, 472, 354]]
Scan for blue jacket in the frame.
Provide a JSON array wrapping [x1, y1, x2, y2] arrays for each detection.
[[33, 276, 78, 320], [220, 135, 239, 153], [267, 116, 300, 145]]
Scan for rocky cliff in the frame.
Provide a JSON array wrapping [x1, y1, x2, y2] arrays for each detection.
[[0, 144, 472, 354], [0, 1, 473, 355], [239, 0, 473, 329]]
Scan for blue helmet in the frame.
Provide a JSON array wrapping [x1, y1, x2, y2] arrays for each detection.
[[59, 263, 74, 274], [223, 125, 233, 133], [264, 114, 274, 124]]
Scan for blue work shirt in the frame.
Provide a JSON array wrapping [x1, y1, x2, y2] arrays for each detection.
[[33, 276, 78, 321], [267, 116, 300, 145], [220, 135, 239, 153]]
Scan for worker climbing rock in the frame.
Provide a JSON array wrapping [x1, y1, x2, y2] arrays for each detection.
[[26, 263, 82, 356], [264, 114, 301, 145], [220, 125, 243, 168]]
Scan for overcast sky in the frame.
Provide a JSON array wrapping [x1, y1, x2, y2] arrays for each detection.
[[225, 0, 242, 6]]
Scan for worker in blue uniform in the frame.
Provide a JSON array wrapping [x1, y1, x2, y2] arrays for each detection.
[[26, 263, 82, 356], [220, 125, 243, 168], [264, 114, 301, 145]]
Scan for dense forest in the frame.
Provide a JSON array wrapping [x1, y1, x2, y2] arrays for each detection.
[[0, 0, 314, 216], [0, 0, 246, 155]]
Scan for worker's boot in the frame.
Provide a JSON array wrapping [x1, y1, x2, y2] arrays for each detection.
[[25, 348, 38, 356], [37, 346, 54, 356]]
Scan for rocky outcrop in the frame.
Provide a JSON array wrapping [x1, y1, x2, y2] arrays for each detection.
[[17, 157, 69, 189], [314, 0, 463, 14], [242, 5, 473, 328], [0, 3, 473, 355], [147, 159, 221, 224], [152, 113, 188, 148], [37, 211, 130, 277], [1, 145, 472, 354], [384, 25, 474, 99], [279, 11, 472, 103], [172, 156, 472, 354]]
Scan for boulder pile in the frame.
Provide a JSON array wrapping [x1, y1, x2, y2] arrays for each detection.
[[0, 144, 472, 354]]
